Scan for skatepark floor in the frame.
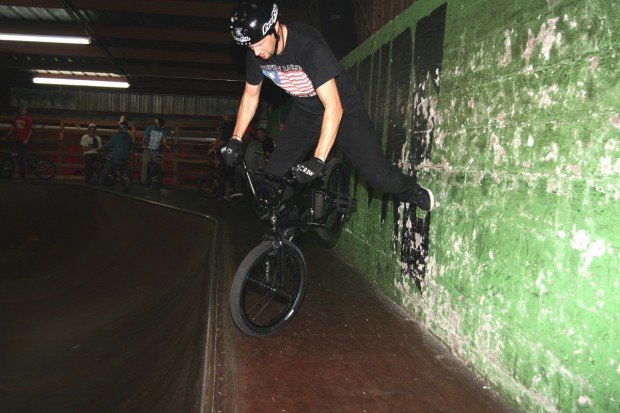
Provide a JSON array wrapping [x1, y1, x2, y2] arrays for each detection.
[[0, 181, 518, 412]]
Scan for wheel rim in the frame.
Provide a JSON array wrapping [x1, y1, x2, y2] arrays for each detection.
[[241, 246, 302, 329], [0, 160, 14, 177], [35, 161, 55, 179]]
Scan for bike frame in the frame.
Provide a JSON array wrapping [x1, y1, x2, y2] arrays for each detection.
[[238, 160, 351, 242]]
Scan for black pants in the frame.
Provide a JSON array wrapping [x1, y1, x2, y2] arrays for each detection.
[[84, 153, 98, 183], [264, 106, 418, 197]]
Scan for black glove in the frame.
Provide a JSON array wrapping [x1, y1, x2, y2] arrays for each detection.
[[292, 157, 326, 184], [220, 139, 244, 166]]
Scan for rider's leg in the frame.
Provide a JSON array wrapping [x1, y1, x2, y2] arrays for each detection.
[[84, 154, 96, 183], [335, 112, 434, 211], [263, 106, 321, 176], [117, 160, 131, 184], [263, 107, 321, 203], [99, 159, 114, 186], [140, 149, 151, 184]]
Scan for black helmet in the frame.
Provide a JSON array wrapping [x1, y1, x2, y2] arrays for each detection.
[[230, 1, 279, 46]]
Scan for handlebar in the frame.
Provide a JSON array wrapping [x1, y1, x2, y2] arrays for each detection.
[[239, 160, 296, 186]]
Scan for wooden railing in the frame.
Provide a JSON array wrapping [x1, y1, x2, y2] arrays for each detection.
[[0, 116, 220, 189]]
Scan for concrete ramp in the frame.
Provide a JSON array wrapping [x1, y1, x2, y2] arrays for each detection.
[[0, 183, 216, 412]]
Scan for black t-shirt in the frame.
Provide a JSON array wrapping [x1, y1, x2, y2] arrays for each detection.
[[246, 22, 364, 115]]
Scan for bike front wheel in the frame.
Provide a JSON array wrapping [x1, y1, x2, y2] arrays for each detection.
[[230, 240, 307, 337], [0, 158, 14, 178], [34, 160, 56, 180]]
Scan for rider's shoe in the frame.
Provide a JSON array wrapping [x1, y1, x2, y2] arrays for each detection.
[[225, 191, 244, 200], [409, 186, 435, 211]]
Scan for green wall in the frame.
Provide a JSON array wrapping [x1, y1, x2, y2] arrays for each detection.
[[331, 0, 619, 412]]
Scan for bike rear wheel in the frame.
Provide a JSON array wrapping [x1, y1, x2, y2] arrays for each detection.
[[314, 158, 349, 247], [198, 171, 222, 197], [34, 160, 56, 180], [230, 240, 307, 337], [0, 158, 14, 178]]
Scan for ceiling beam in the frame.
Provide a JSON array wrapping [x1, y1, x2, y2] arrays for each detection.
[[0, 42, 106, 58], [0, 53, 243, 81], [0, 42, 236, 65], [0, 20, 231, 44], [0, 1, 63, 7], [1, 0, 309, 21], [129, 77, 244, 96], [124, 63, 243, 82], [0, 20, 85, 37], [108, 47, 234, 65], [73, 0, 235, 18], [94, 25, 231, 44], [0, 55, 118, 72]]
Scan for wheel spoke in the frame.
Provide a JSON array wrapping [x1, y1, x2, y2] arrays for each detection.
[[241, 247, 301, 328]]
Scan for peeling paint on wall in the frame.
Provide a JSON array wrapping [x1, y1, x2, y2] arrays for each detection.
[[332, 0, 620, 412]]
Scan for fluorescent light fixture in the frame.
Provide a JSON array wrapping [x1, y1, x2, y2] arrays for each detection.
[[0, 33, 91, 44], [33, 77, 130, 88]]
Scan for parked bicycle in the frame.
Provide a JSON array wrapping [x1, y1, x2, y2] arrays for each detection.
[[0, 151, 56, 180], [229, 158, 356, 337]]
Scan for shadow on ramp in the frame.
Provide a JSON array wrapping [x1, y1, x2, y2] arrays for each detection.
[[0, 183, 217, 412]]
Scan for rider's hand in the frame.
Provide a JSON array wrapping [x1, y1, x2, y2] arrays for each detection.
[[220, 138, 244, 166], [292, 157, 326, 184]]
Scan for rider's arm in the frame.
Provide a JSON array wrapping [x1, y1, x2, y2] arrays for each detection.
[[313, 78, 343, 162], [232, 81, 263, 141], [101, 135, 115, 150]]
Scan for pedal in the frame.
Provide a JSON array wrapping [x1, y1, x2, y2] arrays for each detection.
[[334, 195, 357, 213]]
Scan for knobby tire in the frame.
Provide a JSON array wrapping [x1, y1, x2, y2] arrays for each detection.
[[230, 240, 307, 337]]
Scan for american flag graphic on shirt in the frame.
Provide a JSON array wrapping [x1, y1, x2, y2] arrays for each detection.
[[262, 68, 316, 97]]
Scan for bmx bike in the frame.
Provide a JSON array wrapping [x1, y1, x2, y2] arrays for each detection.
[[145, 150, 164, 190], [99, 150, 131, 191], [0, 150, 56, 180], [229, 158, 356, 337]]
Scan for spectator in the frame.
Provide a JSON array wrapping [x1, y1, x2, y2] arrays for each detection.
[[257, 127, 274, 164], [244, 127, 274, 170], [140, 116, 170, 185], [5, 105, 34, 179], [99, 121, 133, 186], [279, 118, 286, 134], [213, 108, 236, 198], [80, 123, 102, 184]]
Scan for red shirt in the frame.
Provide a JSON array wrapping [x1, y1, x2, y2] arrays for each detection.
[[12, 115, 33, 141]]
